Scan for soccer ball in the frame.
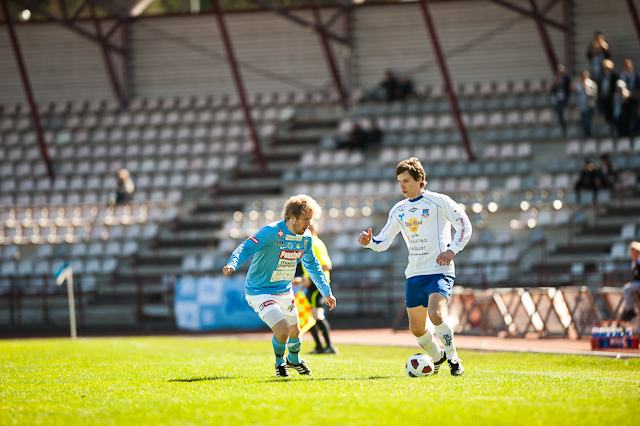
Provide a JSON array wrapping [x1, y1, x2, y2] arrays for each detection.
[[405, 353, 435, 377]]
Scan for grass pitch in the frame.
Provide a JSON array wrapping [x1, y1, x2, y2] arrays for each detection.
[[1, 336, 639, 426]]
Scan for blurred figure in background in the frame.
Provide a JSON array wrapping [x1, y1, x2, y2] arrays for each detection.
[[613, 80, 632, 137], [598, 154, 618, 190], [619, 59, 640, 133], [397, 76, 415, 101], [575, 71, 598, 139], [620, 241, 640, 322], [108, 169, 135, 206], [551, 64, 571, 134], [598, 60, 618, 127], [366, 120, 384, 150], [293, 219, 338, 355], [339, 122, 368, 151], [574, 159, 601, 203], [587, 31, 610, 83]]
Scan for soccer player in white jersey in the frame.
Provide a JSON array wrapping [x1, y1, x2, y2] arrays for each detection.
[[358, 157, 472, 376]]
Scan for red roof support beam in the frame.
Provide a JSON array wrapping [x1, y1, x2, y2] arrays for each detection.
[[212, 0, 266, 173], [529, 0, 558, 74], [418, 0, 475, 162], [487, 0, 568, 32], [1, 0, 55, 182], [310, 0, 348, 110], [563, 0, 572, 75], [90, 2, 128, 109], [246, 0, 349, 46], [15, 0, 125, 54], [627, 0, 640, 48]]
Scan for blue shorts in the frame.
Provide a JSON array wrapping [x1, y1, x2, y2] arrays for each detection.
[[405, 274, 455, 308]]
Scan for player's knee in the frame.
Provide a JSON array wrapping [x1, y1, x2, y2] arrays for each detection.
[[272, 321, 290, 342], [409, 324, 426, 336], [289, 323, 301, 339], [312, 308, 325, 320], [429, 310, 444, 326]]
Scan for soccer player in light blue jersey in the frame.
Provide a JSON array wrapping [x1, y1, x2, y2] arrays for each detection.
[[223, 194, 337, 378]]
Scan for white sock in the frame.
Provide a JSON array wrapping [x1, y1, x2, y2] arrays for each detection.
[[434, 321, 458, 360], [416, 331, 441, 359]]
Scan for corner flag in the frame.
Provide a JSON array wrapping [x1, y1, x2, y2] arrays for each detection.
[[55, 262, 77, 339]]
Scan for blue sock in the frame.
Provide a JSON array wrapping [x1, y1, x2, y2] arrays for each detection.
[[272, 336, 287, 366], [287, 338, 301, 364]]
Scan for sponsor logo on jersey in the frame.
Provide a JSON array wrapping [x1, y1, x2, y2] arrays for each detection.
[[279, 250, 304, 260], [276, 258, 297, 270], [278, 230, 284, 238], [409, 207, 418, 212], [287, 242, 293, 249], [249, 236, 259, 244], [295, 243, 301, 249], [405, 218, 422, 232], [270, 270, 295, 282], [304, 240, 308, 248], [285, 234, 303, 241], [399, 213, 405, 221], [274, 241, 285, 246], [422, 209, 429, 218], [259, 300, 277, 311]]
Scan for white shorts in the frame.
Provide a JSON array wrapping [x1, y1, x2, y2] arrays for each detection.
[[246, 290, 299, 327]]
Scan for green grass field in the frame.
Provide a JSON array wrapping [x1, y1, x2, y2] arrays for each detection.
[[1, 336, 639, 426]]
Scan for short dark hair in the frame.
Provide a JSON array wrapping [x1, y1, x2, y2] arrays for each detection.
[[396, 157, 426, 188]]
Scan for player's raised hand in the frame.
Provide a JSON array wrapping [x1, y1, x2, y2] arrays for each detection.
[[222, 265, 235, 276], [325, 295, 337, 311], [358, 228, 373, 246]]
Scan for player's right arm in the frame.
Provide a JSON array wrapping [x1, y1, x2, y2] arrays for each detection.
[[359, 206, 402, 252], [223, 227, 271, 276]]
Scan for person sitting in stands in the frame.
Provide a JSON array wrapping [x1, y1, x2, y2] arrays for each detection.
[[598, 154, 617, 190], [574, 159, 601, 203], [108, 169, 135, 206]]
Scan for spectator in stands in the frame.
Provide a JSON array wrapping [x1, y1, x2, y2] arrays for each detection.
[[613, 80, 632, 137], [598, 59, 618, 126], [366, 120, 384, 150], [397, 76, 415, 101], [380, 70, 400, 102], [551, 64, 571, 134], [586, 31, 610, 83], [598, 154, 618, 189], [619, 59, 640, 132], [620, 241, 640, 322], [574, 159, 601, 203], [339, 122, 368, 151], [108, 169, 135, 206], [575, 71, 598, 138]]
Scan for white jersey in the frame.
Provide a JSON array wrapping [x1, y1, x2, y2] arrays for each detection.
[[364, 190, 472, 278]]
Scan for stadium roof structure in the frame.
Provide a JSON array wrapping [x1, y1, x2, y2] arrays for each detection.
[[3, 0, 640, 179]]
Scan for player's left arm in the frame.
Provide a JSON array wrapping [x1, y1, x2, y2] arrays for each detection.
[[437, 196, 473, 266]]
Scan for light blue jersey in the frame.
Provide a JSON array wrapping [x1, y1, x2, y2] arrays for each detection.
[[226, 220, 332, 297]]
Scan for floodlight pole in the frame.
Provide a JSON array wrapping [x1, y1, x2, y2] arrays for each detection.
[[418, 0, 475, 162], [1, 0, 55, 182], [212, 0, 266, 173]]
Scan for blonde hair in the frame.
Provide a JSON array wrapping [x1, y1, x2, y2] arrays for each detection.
[[282, 194, 321, 221], [396, 157, 426, 188], [630, 241, 640, 253]]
